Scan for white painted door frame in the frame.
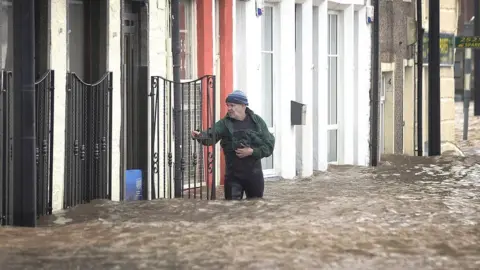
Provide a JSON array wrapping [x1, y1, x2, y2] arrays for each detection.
[[327, 10, 342, 165], [261, 3, 277, 177]]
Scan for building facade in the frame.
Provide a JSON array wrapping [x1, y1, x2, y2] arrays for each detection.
[[234, 0, 372, 179], [1, 0, 374, 222], [379, 0, 460, 157], [1, 0, 235, 218], [379, 0, 416, 156]]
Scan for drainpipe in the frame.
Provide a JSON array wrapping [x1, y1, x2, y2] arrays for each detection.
[[12, 0, 37, 226], [416, 0, 423, 156], [428, 0, 441, 156], [370, 0, 380, 166], [463, 48, 472, 140], [171, 0, 183, 198]]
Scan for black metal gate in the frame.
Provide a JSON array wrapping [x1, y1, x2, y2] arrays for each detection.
[[35, 70, 55, 216], [0, 70, 13, 225], [1, 69, 55, 225], [64, 72, 112, 209], [150, 75, 217, 200]]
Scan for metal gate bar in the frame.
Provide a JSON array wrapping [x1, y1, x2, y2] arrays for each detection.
[[64, 72, 112, 209], [35, 70, 54, 216], [150, 75, 217, 200], [1, 69, 55, 225], [0, 70, 13, 225]]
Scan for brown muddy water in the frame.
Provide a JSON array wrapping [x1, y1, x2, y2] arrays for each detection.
[[1, 155, 480, 270]]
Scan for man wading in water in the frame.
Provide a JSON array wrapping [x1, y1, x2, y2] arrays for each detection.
[[191, 90, 275, 200]]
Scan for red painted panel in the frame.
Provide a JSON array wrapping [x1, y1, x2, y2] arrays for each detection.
[[219, 0, 233, 186], [196, 0, 215, 189]]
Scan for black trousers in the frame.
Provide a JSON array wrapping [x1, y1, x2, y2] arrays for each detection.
[[224, 169, 264, 200]]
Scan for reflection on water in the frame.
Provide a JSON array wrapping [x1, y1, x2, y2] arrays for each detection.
[[1, 155, 480, 269]]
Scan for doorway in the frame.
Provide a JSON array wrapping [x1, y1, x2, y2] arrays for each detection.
[[260, 5, 276, 177], [327, 12, 339, 164], [379, 71, 394, 158], [121, 0, 148, 200], [403, 64, 415, 155]]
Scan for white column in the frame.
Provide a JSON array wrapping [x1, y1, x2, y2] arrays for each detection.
[[300, 0, 313, 177], [108, 0, 121, 201], [245, 0, 261, 111], [314, 0, 328, 171], [341, 4, 355, 164], [231, 0, 236, 88], [148, 0, 168, 199], [234, 1, 246, 93], [214, 0, 221, 184], [356, 5, 371, 166], [279, 0, 296, 179], [50, 0, 67, 211]]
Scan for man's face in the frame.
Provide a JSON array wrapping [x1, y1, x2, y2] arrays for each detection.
[[226, 102, 246, 119]]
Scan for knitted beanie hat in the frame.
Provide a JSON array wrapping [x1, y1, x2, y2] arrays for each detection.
[[225, 90, 249, 106]]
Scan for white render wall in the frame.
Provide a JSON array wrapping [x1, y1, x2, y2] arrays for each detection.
[[50, 0, 67, 211], [355, 2, 371, 166], [108, 0, 122, 202], [234, 0, 372, 179], [49, 0, 131, 211], [148, 0, 168, 199]]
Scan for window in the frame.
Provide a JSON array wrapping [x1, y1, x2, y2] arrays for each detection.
[[179, 0, 201, 188], [181, 81, 205, 189], [0, 0, 49, 76], [261, 6, 274, 127], [327, 13, 338, 163], [179, 0, 196, 80], [0, 0, 12, 71], [68, 0, 108, 82], [261, 6, 274, 173]]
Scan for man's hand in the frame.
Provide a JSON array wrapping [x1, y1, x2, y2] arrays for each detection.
[[191, 130, 200, 139], [235, 144, 253, 158]]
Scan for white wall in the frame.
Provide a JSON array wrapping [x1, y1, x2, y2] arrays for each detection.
[[341, 4, 354, 164], [108, 0, 122, 201], [234, 0, 261, 111], [295, 0, 314, 177], [50, 0, 67, 211], [355, 2, 371, 166], [277, 0, 297, 179], [148, 0, 168, 199], [313, 0, 328, 171], [234, 0, 371, 179], [39, 0, 171, 210], [295, 4, 303, 175]]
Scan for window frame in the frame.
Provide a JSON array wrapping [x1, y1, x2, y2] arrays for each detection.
[[327, 10, 340, 164], [179, 0, 198, 82], [260, 3, 276, 177]]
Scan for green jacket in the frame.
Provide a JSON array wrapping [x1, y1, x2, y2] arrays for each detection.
[[195, 108, 275, 160]]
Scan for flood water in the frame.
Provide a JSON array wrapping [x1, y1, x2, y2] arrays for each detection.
[[1, 154, 479, 269]]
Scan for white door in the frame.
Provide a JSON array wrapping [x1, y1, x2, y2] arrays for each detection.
[[327, 13, 339, 163], [379, 73, 386, 158], [261, 6, 276, 176]]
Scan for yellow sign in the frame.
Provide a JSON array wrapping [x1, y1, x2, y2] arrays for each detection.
[[455, 36, 480, 49], [423, 33, 455, 65]]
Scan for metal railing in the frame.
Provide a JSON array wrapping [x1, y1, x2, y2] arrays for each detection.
[[64, 72, 112, 209], [150, 75, 217, 200]]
